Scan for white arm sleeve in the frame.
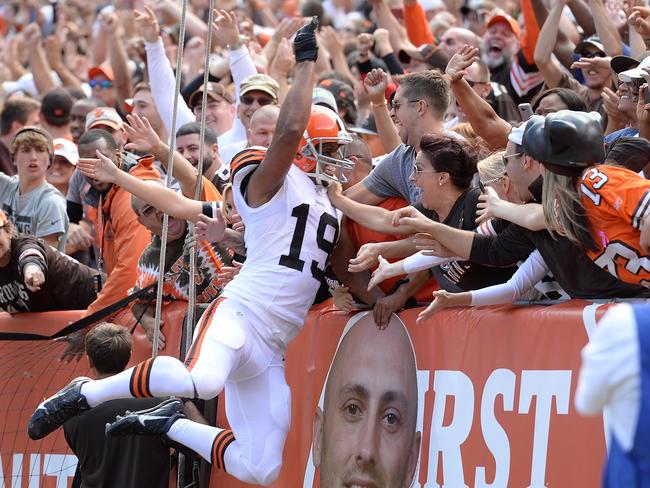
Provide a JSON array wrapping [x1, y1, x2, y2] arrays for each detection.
[[470, 249, 549, 306], [227, 46, 257, 145], [402, 251, 457, 274], [145, 39, 195, 139]]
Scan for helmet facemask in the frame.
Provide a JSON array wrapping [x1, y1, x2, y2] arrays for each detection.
[[301, 131, 355, 186]]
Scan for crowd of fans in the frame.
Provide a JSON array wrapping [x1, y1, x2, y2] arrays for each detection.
[[0, 0, 649, 332]]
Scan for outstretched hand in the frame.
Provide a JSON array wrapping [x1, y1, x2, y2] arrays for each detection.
[[390, 206, 433, 233], [23, 264, 45, 292], [367, 255, 391, 291], [212, 9, 240, 48], [124, 113, 164, 155], [194, 213, 227, 242], [413, 233, 456, 257], [475, 186, 503, 224], [348, 242, 382, 273], [446, 45, 480, 82], [55, 331, 86, 363], [77, 150, 120, 184], [217, 260, 242, 285], [293, 16, 319, 63], [416, 290, 457, 324], [134, 6, 160, 44]]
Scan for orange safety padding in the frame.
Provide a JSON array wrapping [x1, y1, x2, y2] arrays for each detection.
[[1, 300, 611, 487], [0, 302, 188, 488]]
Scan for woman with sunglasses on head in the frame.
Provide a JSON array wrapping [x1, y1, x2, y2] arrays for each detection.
[[328, 134, 517, 295]]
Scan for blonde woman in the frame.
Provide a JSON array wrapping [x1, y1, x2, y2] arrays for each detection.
[[526, 110, 650, 287]]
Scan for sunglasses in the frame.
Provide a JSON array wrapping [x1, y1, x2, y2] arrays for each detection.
[[466, 80, 488, 87], [581, 51, 606, 59], [501, 152, 522, 166], [391, 99, 422, 110], [89, 79, 113, 89], [411, 165, 438, 178], [240, 95, 274, 106]]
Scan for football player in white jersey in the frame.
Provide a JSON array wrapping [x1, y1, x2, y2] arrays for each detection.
[[28, 18, 354, 486]]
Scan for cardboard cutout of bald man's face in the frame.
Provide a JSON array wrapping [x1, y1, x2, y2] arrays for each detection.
[[312, 314, 421, 487]]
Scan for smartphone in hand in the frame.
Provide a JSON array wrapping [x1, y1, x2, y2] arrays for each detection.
[[518, 103, 534, 121]]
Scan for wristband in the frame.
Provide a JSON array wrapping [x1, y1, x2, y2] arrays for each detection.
[[372, 100, 388, 109]]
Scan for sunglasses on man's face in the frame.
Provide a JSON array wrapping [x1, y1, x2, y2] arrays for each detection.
[[240, 95, 274, 106], [89, 79, 113, 89], [581, 51, 605, 59]]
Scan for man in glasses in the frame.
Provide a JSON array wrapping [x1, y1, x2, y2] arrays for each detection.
[[87, 66, 126, 120], [237, 74, 279, 130], [218, 73, 280, 165]]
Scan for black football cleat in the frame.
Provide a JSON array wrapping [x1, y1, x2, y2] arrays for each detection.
[[28, 377, 92, 440], [105, 398, 185, 438]]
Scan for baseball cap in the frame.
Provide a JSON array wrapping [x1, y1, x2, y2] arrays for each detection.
[[574, 35, 606, 56], [312, 87, 338, 113], [188, 82, 233, 109], [486, 13, 521, 38], [507, 118, 536, 146], [350, 113, 378, 136], [610, 51, 650, 74], [605, 137, 650, 173], [88, 65, 115, 81], [398, 44, 449, 70], [85, 107, 123, 131], [240, 74, 280, 102], [53, 138, 79, 166], [318, 79, 357, 123], [41, 89, 73, 126], [618, 55, 650, 83]]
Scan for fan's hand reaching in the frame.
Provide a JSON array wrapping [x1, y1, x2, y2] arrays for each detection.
[[195, 212, 227, 242], [77, 150, 120, 184]]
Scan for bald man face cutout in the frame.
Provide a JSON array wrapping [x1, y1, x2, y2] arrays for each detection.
[[312, 314, 421, 488]]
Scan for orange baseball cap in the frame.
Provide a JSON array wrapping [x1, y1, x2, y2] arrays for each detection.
[[88, 65, 115, 82], [486, 13, 521, 38]]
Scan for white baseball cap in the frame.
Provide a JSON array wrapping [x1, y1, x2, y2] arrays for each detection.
[[53, 138, 79, 166], [508, 116, 544, 146], [619, 56, 650, 83]]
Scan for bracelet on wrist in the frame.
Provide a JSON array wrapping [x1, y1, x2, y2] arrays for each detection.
[[372, 100, 388, 109]]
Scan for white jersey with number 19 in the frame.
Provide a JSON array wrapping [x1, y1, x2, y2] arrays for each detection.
[[221, 163, 340, 351]]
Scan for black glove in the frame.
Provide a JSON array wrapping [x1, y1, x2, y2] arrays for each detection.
[[293, 16, 319, 63]]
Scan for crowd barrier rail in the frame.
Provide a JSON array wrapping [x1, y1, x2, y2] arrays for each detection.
[[0, 299, 613, 487]]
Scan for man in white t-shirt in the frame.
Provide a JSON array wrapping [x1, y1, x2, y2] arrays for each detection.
[[0, 127, 68, 251]]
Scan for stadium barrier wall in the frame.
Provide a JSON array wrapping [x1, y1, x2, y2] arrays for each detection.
[[0, 300, 610, 487]]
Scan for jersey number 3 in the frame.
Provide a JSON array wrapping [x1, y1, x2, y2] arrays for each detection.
[[279, 203, 339, 279]]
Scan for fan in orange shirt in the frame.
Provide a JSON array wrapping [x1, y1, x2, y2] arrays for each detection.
[[522, 110, 650, 288]]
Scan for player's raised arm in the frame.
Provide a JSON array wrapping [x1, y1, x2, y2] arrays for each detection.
[[245, 17, 319, 208]]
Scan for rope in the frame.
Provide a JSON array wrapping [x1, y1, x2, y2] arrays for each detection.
[[185, 0, 217, 357], [151, 0, 190, 359]]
